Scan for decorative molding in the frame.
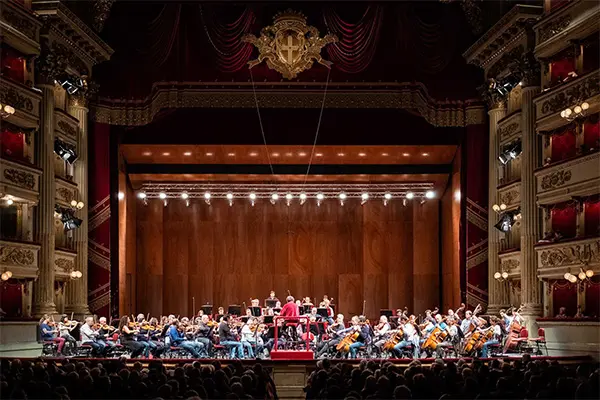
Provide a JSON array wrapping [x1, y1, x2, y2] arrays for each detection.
[[92, 82, 481, 127], [57, 120, 77, 138], [93, 0, 115, 32], [538, 14, 571, 43], [54, 249, 77, 280], [0, 0, 41, 56], [3, 168, 35, 190], [501, 258, 520, 271], [487, 45, 525, 80], [35, 37, 69, 83], [539, 73, 600, 118], [1, 7, 38, 41], [54, 258, 74, 273], [0, 85, 34, 113], [540, 170, 572, 190], [56, 187, 74, 203], [538, 238, 600, 269], [498, 117, 521, 144], [0, 246, 34, 266], [499, 188, 520, 208]]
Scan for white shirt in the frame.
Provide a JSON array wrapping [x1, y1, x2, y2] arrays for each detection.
[[241, 324, 255, 343], [492, 324, 502, 340], [80, 323, 98, 343], [403, 323, 417, 341], [376, 323, 390, 337]]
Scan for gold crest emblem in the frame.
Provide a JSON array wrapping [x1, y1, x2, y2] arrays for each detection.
[[243, 9, 338, 79]]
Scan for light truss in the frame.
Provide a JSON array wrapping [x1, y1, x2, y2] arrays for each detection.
[[138, 182, 436, 199]]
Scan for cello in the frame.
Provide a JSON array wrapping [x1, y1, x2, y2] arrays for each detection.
[[383, 328, 404, 351], [502, 304, 524, 353]]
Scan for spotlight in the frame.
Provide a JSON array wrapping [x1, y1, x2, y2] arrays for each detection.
[[383, 193, 392, 206], [406, 192, 414, 200], [138, 192, 147, 199], [494, 212, 517, 233], [339, 193, 347, 206], [118, 192, 125, 200], [159, 192, 167, 199], [182, 192, 190, 207], [425, 191, 435, 199], [299, 193, 307, 205], [54, 139, 78, 164], [55, 205, 82, 231], [204, 192, 211, 205], [249, 192, 256, 206], [498, 140, 522, 165], [58, 75, 85, 94], [227, 192, 234, 206], [270, 193, 279, 205], [285, 193, 293, 206], [316, 193, 324, 207], [361, 193, 369, 205]]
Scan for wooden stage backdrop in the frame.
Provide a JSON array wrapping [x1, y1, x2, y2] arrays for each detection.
[[126, 197, 442, 319]]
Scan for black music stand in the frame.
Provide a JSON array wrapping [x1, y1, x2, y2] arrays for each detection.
[[228, 305, 241, 316], [201, 305, 213, 316], [380, 309, 393, 319], [263, 315, 274, 324], [215, 314, 224, 323], [317, 308, 329, 318], [250, 306, 262, 317], [273, 307, 281, 314], [265, 299, 277, 308], [302, 305, 312, 315], [241, 316, 249, 323]]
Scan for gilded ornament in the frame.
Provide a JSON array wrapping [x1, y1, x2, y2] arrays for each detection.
[[55, 258, 75, 273], [540, 170, 571, 190], [538, 15, 571, 43], [499, 189, 519, 206], [501, 259, 519, 271], [0, 87, 34, 113], [243, 10, 338, 79], [3, 168, 35, 190], [540, 241, 600, 268], [57, 120, 78, 138], [56, 187, 74, 203], [540, 74, 600, 116], [0, 246, 34, 266], [487, 45, 524, 81], [498, 122, 519, 140], [1, 9, 37, 41]]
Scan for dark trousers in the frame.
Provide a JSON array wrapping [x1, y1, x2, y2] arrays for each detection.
[[316, 338, 341, 357], [122, 339, 146, 358]]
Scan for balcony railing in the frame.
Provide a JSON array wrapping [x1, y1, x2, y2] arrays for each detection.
[[54, 109, 79, 148], [0, 0, 41, 55], [0, 158, 42, 203], [54, 248, 77, 281], [498, 181, 521, 210], [498, 111, 522, 147], [0, 78, 41, 128], [55, 176, 78, 207], [499, 249, 521, 279], [536, 236, 600, 279], [0, 239, 40, 279], [535, 151, 600, 204]]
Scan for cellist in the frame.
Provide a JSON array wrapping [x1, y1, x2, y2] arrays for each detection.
[[393, 315, 419, 359], [348, 316, 370, 359], [372, 315, 391, 351], [480, 316, 502, 358], [315, 314, 346, 358]]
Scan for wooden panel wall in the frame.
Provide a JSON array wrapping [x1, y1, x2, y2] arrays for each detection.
[[133, 198, 441, 319]]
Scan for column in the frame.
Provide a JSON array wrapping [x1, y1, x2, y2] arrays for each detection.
[[64, 96, 90, 318], [32, 82, 57, 317], [487, 104, 509, 314], [520, 84, 543, 334]]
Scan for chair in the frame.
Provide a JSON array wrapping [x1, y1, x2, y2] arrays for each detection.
[[213, 344, 230, 359], [42, 341, 58, 357], [529, 328, 548, 355], [75, 343, 94, 358], [514, 328, 532, 353]]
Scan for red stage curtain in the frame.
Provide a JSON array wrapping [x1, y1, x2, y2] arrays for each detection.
[[551, 127, 576, 162], [585, 278, 600, 318], [583, 113, 599, 151], [323, 6, 383, 74], [552, 281, 577, 317], [550, 57, 576, 84], [0, 281, 23, 317], [551, 201, 577, 238], [0, 125, 25, 161], [584, 197, 600, 237], [0, 45, 26, 84]]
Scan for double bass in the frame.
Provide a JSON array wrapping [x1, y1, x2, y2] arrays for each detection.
[[503, 305, 524, 353]]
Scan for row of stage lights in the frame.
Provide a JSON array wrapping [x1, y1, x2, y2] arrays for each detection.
[[135, 190, 436, 207]]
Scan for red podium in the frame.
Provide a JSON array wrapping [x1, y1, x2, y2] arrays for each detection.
[[270, 316, 314, 360]]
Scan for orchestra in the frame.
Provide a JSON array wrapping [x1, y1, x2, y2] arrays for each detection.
[[38, 291, 527, 360]]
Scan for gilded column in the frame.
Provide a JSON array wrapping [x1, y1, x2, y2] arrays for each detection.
[[487, 104, 509, 314], [32, 81, 57, 317], [65, 95, 90, 318], [520, 79, 542, 334]]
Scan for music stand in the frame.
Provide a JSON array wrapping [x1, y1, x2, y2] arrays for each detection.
[[250, 306, 262, 317], [380, 309, 393, 319], [215, 314, 224, 323], [241, 316, 249, 323], [317, 308, 329, 318], [273, 307, 281, 314], [265, 299, 277, 308], [263, 315, 274, 324], [302, 305, 312, 315], [201, 305, 213, 316], [228, 305, 241, 316]]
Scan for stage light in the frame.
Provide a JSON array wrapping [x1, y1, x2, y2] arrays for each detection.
[[159, 192, 167, 199], [6, 199, 13, 206], [402, 199, 407, 207], [454, 190, 461, 202], [63, 216, 82, 231], [406, 192, 414, 200], [425, 191, 435, 199], [586, 269, 594, 278], [270, 193, 279, 205], [138, 192, 147, 199], [285, 193, 293, 206], [298, 152, 306, 157], [227, 192, 234, 206], [339, 192, 346, 206], [494, 272, 501, 279], [498, 140, 522, 165], [494, 213, 515, 233], [358, 152, 366, 157], [316, 193, 324, 207], [316, 153, 323, 157], [118, 192, 125, 200], [184, 152, 192, 156], [59, 75, 85, 94], [181, 193, 189, 200], [249, 192, 256, 206], [54, 139, 78, 164], [299, 193, 307, 205], [383, 193, 392, 206], [361, 193, 369, 205], [204, 192, 211, 205]]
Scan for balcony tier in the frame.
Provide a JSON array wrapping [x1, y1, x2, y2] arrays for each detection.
[[0, 78, 42, 129], [55, 176, 78, 207], [0, 158, 41, 204], [0, 0, 41, 55], [0, 239, 40, 279], [536, 236, 600, 279], [54, 109, 79, 148]]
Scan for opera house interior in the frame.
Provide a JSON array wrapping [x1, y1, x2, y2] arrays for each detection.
[[0, 0, 599, 398]]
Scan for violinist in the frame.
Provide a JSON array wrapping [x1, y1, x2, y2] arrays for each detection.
[[58, 315, 78, 353], [80, 316, 107, 356], [348, 315, 370, 359], [393, 315, 419, 359], [480, 317, 502, 358], [218, 315, 244, 359], [138, 317, 164, 358], [315, 314, 345, 358], [373, 315, 391, 351], [194, 315, 214, 357], [40, 318, 65, 355], [309, 307, 321, 321], [118, 316, 147, 358], [168, 320, 203, 358], [240, 317, 263, 358]]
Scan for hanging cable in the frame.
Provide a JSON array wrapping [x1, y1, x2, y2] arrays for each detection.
[[303, 68, 331, 185], [249, 68, 275, 176]]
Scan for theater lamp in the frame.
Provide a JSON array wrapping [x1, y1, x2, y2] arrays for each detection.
[[561, 102, 589, 122], [498, 140, 522, 165], [54, 139, 78, 164], [0, 103, 15, 118], [494, 209, 521, 233], [565, 268, 594, 283], [494, 271, 509, 282], [1, 270, 13, 281]]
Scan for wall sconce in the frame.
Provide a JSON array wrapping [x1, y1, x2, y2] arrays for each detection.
[[560, 102, 589, 122], [1, 270, 13, 281], [494, 271, 510, 282], [564, 267, 594, 283], [0, 103, 16, 118], [69, 270, 83, 279], [492, 203, 507, 213]]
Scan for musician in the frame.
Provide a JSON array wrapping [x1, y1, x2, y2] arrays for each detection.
[[167, 320, 203, 358], [348, 316, 370, 359], [138, 317, 164, 358], [460, 310, 479, 337], [320, 299, 335, 325], [194, 315, 214, 356], [273, 301, 282, 314], [393, 315, 419, 359], [373, 315, 391, 350], [95, 317, 117, 351], [309, 307, 321, 321], [302, 297, 313, 306], [219, 315, 244, 358], [118, 316, 148, 358], [80, 316, 107, 356], [424, 309, 437, 325], [266, 291, 279, 305], [434, 317, 459, 358], [40, 318, 65, 355], [241, 317, 264, 358], [280, 296, 299, 318], [57, 315, 78, 353], [315, 314, 345, 358], [480, 317, 502, 358]]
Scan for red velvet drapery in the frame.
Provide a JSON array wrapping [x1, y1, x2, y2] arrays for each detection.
[[0, 124, 26, 162], [552, 281, 577, 317], [0, 281, 23, 317], [583, 113, 599, 151], [585, 278, 600, 318], [551, 127, 576, 162], [550, 57, 576, 85], [584, 197, 600, 237], [0, 45, 25, 84], [551, 201, 578, 238]]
